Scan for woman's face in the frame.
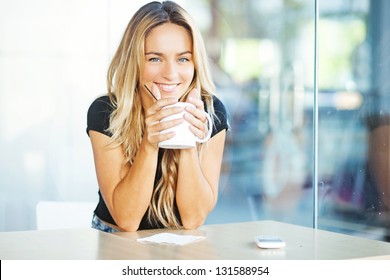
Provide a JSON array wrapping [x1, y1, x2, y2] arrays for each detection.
[[141, 23, 195, 102]]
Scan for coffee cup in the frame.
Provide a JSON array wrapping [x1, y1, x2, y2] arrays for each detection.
[[158, 102, 212, 149]]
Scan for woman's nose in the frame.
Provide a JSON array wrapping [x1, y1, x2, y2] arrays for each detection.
[[162, 61, 178, 80]]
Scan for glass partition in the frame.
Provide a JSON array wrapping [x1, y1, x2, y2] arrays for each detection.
[[317, 0, 390, 241], [198, 0, 316, 228]]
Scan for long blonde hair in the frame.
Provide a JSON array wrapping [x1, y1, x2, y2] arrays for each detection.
[[106, 1, 216, 228]]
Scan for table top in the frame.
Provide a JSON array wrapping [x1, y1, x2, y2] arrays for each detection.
[[1, 220, 390, 260]]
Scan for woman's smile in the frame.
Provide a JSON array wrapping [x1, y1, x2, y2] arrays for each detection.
[[155, 82, 180, 93]]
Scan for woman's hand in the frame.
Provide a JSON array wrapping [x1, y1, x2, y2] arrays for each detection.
[[184, 88, 210, 141], [143, 85, 184, 148]]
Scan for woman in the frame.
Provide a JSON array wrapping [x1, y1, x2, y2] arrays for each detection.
[[87, 1, 228, 232]]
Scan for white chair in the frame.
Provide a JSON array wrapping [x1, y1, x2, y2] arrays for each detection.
[[36, 201, 96, 230]]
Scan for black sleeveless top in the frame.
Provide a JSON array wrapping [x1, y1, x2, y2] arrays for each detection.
[[86, 95, 229, 230]]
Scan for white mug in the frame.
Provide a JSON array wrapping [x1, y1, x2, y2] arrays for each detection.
[[158, 102, 212, 149]]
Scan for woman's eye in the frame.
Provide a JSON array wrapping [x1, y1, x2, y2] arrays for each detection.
[[178, 57, 189, 62], [149, 57, 161, 62]]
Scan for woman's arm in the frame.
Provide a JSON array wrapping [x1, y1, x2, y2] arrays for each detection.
[[89, 97, 183, 231], [175, 90, 227, 229], [89, 131, 158, 231], [176, 130, 226, 229]]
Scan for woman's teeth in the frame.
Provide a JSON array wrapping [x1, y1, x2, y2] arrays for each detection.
[[157, 83, 177, 92]]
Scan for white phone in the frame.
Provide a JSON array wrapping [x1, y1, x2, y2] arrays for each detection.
[[255, 236, 286, 249]]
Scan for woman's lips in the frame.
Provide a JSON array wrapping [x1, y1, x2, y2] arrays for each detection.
[[155, 83, 179, 93]]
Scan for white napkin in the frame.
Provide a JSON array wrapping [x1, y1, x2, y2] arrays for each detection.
[[137, 233, 206, 245]]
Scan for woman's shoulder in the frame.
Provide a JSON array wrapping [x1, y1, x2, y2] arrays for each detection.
[[210, 94, 229, 136], [212, 95, 227, 113], [86, 95, 115, 136], [89, 95, 114, 111]]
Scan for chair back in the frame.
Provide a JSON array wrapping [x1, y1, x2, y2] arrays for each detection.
[[36, 201, 96, 230]]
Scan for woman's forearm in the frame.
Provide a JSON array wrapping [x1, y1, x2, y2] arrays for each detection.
[[176, 148, 216, 229], [112, 141, 159, 231]]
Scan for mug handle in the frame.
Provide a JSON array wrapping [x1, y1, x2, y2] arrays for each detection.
[[195, 112, 212, 143]]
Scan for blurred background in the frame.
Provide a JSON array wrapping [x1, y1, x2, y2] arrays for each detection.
[[0, 0, 389, 241]]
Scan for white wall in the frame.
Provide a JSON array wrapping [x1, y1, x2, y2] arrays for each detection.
[[0, 0, 173, 231]]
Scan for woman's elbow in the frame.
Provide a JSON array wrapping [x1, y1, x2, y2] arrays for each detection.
[[181, 216, 206, 230], [114, 215, 140, 232], [117, 222, 139, 232]]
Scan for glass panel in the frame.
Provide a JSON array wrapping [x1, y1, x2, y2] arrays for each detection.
[[318, 0, 390, 241], [199, 0, 316, 228]]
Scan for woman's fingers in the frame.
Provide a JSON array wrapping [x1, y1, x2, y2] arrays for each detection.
[[183, 88, 210, 139], [144, 98, 184, 146]]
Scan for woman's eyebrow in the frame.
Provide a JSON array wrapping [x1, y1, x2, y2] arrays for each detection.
[[145, 51, 163, 56], [145, 51, 192, 56], [177, 51, 192, 55]]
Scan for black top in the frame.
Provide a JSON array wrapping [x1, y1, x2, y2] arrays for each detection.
[[86, 95, 229, 230]]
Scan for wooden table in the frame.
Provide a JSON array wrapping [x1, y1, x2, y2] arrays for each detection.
[[1, 220, 390, 259]]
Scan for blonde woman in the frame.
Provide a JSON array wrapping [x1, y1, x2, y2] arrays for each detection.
[[87, 1, 228, 232]]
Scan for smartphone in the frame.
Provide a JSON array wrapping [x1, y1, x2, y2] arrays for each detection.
[[255, 236, 286, 249]]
